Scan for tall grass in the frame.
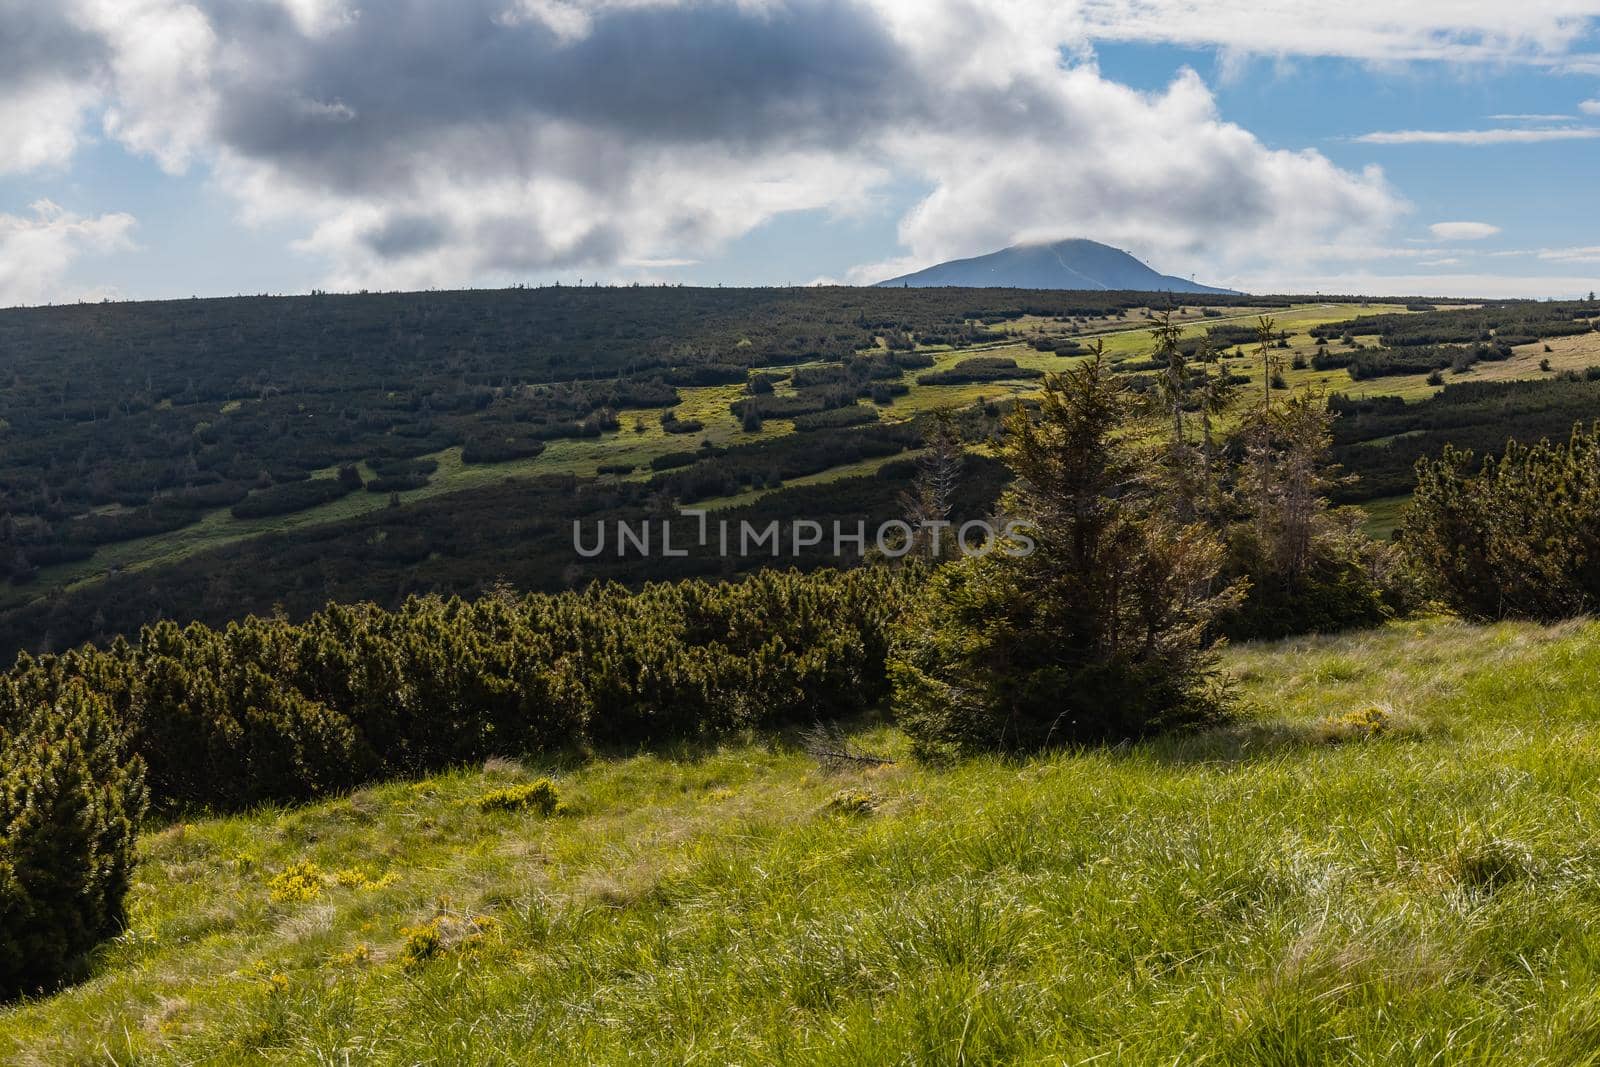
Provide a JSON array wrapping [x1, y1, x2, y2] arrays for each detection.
[[8, 616, 1600, 1063]]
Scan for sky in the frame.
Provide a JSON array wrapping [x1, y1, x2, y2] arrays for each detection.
[[2, 0, 1599, 306]]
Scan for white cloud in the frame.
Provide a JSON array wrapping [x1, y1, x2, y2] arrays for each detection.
[[1583, 99, 1600, 114], [0, 0, 1406, 293], [1226, 270, 1600, 300], [0, 201, 137, 307], [0, 77, 99, 175], [1075, 0, 1600, 68], [854, 67, 1402, 285], [1430, 221, 1501, 240], [1537, 245, 1600, 263], [1356, 126, 1600, 144], [1, 0, 1595, 295], [1488, 113, 1573, 120], [77, 0, 219, 174]]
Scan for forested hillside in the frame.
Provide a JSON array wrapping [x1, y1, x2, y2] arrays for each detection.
[[0, 284, 1269, 568], [0, 286, 1283, 653], [1, 287, 1594, 659]]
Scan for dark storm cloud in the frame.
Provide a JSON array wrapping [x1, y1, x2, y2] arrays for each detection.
[[362, 213, 449, 258], [358, 192, 624, 274], [470, 216, 627, 273], [0, 1, 104, 86], [202, 0, 916, 194]]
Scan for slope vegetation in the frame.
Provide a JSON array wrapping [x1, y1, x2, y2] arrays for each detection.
[[8, 617, 1600, 1064]]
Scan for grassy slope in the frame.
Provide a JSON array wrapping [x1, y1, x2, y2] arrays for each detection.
[[11, 617, 1600, 1064], [1358, 494, 1411, 539]]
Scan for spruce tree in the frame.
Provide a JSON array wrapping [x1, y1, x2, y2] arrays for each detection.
[[891, 350, 1239, 756]]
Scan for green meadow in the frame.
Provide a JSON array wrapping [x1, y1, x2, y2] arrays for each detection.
[[11, 616, 1600, 1064]]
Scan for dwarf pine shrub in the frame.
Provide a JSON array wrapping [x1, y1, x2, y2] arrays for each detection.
[[1406, 423, 1600, 619], [0, 681, 147, 1001], [4, 566, 913, 813]]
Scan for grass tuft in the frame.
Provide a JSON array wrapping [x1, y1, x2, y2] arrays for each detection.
[[1315, 703, 1395, 742], [823, 789, 877, 816], [1440, 832, 1534, 893]]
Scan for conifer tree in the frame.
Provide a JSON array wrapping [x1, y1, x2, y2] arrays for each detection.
[[900, 410, 965, 559], [1220, 388, 1397, 638], [1193, 335, 1238, 521], [891, 349, 1239, 755]]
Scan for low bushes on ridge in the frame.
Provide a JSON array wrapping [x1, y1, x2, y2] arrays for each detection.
[[1406, 422, 1600, 620], [11, 567, 913, 812], [1, 566, 910, 996], [0, 680, 147, 1000]]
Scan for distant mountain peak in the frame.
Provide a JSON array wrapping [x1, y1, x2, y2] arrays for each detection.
[[875, 238, 1241, 295]]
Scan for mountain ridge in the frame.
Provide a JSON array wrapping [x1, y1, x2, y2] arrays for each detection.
[[876, 238, 1242, 295]]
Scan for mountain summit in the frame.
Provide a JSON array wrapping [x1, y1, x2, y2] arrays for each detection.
[[875, 239, 1240, 295]]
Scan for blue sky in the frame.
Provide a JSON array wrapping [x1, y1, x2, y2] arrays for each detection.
[[1097, 42, 1600, 283], [2, 1, 1599, 304]]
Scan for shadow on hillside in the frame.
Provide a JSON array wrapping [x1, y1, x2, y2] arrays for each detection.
[[1135, 710, 1448, 769], [579, 707, 899, 769], [1134, 719, 1324, 768]]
